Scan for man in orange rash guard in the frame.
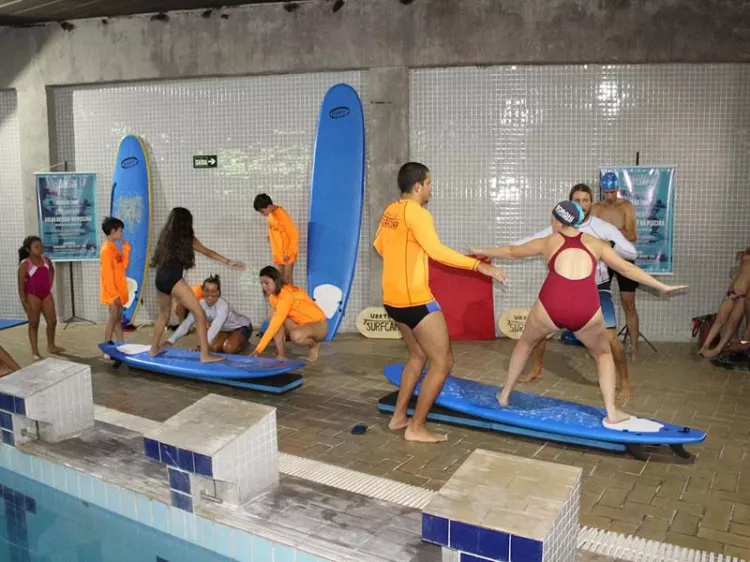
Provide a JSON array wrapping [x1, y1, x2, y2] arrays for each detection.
[[253, 193, 299, 285], [373, 162, 507, 444], [252, 266, 328, 362]]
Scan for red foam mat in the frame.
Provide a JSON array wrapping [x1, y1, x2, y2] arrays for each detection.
[[428, 256, 496, 340]]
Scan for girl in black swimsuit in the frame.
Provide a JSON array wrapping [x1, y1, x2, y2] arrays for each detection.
[[150, 207, 245, 362]]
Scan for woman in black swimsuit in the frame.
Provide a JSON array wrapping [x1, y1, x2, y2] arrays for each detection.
[[150, 207, 245, 362]]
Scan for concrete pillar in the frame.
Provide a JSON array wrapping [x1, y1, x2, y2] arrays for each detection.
[[366, 66, 409, 306]]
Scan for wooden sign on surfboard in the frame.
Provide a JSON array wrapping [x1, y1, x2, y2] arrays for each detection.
[[356, 307, 402, 339]]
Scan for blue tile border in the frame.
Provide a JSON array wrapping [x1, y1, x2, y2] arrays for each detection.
[[0, 412, 13, 430], [168, 468, 190, 494], [142, 438, 212, 478], [0, 394, 26, 417], [2, 430, 15, 446], [510, 535, 543, 561], [422, 513, 449, 546], [0, 443, 329, 562]]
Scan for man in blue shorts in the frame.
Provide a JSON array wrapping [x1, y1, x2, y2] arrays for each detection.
[[511, 183, 637, 398]]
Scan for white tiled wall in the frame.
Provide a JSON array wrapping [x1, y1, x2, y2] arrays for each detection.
[[0, 90, 25, 319], [410, 64, 750, 342], [52, 72, 370, 330]]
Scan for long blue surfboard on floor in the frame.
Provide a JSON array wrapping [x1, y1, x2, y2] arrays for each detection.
[[0, 319, 27, 330], [307, 84, 365, 342], [383, 364, 705, 446], [99, 343, 304, 379], [110, 135, 152, 328]]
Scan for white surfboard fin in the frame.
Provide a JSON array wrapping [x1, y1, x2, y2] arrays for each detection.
[[116, 344, 152, 355], [602, 416, 664, 433], [313, 284, 343, 319]]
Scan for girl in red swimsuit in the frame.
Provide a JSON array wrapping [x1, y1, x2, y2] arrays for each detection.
[[473, 201, 688, 426], [17, 236, 65, 360]]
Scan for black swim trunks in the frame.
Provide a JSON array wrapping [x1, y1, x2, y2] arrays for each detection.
[[384, 301, 441, 330], [155, 264, 184, 295]]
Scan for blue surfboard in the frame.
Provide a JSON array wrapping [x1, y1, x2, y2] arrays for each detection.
[[383, 364, 705, 446], [110, 135, 152, 328], [307, 84, 366, 341], [100, 343, 304, 380]]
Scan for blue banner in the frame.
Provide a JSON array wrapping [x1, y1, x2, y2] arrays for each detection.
[[36, 172, 99, 261], [599, 166, 675, 274]]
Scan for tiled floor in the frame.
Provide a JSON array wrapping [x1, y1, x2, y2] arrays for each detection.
[[2, 322, 750, 558]]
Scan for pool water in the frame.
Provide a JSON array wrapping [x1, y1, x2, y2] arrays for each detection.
[[0, 466, 235, 562]]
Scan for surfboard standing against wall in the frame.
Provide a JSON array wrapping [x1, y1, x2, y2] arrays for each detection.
[[110, 135, 152, 329], [307, 83, 365, 341]]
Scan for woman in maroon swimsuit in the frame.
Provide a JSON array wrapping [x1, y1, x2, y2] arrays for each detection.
[[472, 201, 688, 426]]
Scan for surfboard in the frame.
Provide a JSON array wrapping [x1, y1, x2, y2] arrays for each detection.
[[382, 363, 706, 447], [356, 307, 402, 339], [307, 84, 365, 342], [110, 135, 152, 328], [99, 343, 304, 379]]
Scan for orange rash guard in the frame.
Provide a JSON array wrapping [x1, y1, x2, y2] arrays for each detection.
[[255, 285, 326, 354], [267, 206, 299, 265], [373, 200, 480, 307], [100, 240, 131, 306]]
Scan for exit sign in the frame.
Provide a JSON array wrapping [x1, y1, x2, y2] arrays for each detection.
[[193, 155, 217, 169]]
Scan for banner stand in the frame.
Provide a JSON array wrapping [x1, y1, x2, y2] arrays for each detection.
[[600, 162, 676, 356], [37, 162, 97, 330]]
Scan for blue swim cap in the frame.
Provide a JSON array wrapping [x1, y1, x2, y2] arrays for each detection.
[[552, 201, 584, 227], [600, 172, 618, 191]]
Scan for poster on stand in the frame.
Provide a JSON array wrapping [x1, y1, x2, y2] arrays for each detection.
[[36, 172, 99, 261], [599, 166, 675, 275]]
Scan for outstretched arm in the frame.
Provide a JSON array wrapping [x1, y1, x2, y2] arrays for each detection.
[[407, 207, 480, 271], [599, 243, 685, 294], [472, 237, 547, 260], [194, 238, 245, 269]]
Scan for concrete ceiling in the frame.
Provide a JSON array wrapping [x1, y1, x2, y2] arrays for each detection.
[[0, 0, 303, 26]]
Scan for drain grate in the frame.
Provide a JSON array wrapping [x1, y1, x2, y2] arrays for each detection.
[[577, 526, 746, 562], [278, 453, 435, 509]]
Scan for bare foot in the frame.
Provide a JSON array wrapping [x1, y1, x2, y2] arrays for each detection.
[[519, 367, 543, 383], [48, 345, 65, 354], [150, 346, 166, 358], [0, 366, 10, 377], [618, 384, 632, 400], [102, 354, 111, 361], [606, 409, 631, 425], [200, 353, 225, 363], [32, 354, 43, 361], [305, 344, 320, 363], [275, 354, 287, 361], [404, 425, 448, 443], [496, 390, 510, 407], [700, 347, 722, 359], [388, 414, 409, 431]]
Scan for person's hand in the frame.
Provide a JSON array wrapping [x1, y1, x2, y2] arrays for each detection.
[[190, 345, 200, 352], [477, 262, 507, 285], [122, 241, 131, 249], [662, 284, 688, 295], [227, 260, 246, 269]]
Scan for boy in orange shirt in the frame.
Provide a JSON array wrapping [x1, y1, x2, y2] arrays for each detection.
[[100, 217, 131, 351], [253, 194, 299, 285]]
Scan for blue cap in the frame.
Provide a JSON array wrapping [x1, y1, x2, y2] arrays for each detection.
[[552, 201, 584, 227], [600, 172, 618, 191]]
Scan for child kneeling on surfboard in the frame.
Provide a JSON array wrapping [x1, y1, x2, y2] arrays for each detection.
[[100, 217, 131, 358], [164, 274, 252, 354], [252, 266, 327, 363]]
